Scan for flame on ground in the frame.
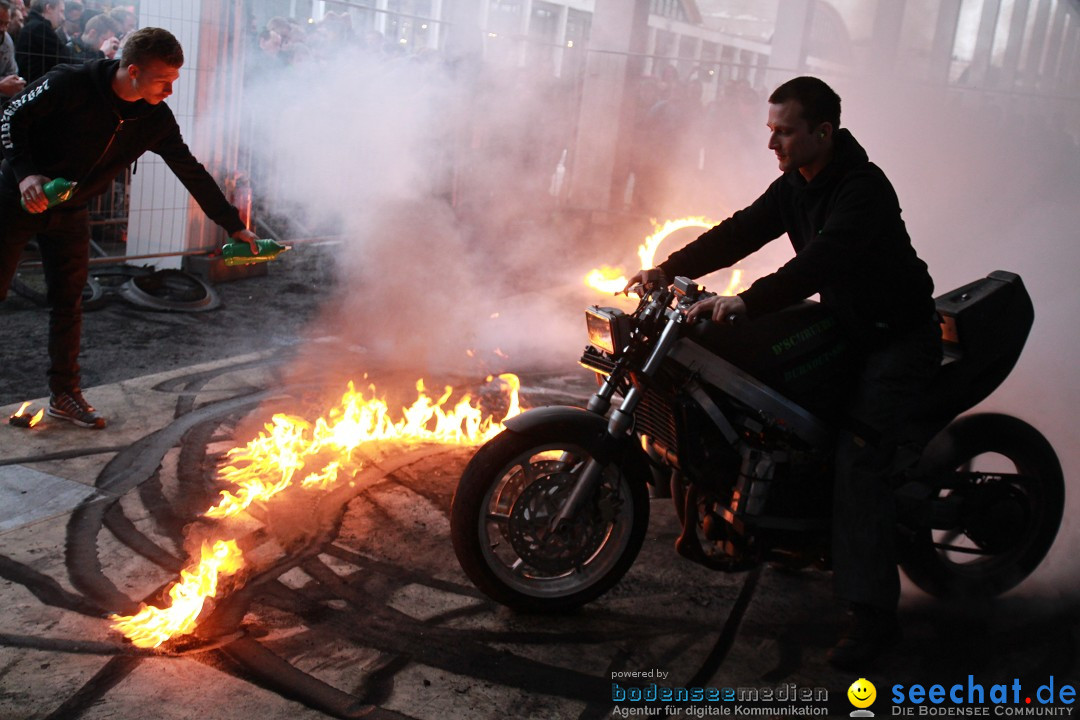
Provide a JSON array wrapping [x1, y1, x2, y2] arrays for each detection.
[[10, 401, 44, 427], [584, 216, 718, 294], [110, 540, 244, 649], [111, 374, 523, 648], [204, 373, 522, 519]]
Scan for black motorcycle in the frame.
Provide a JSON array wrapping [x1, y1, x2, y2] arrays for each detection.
[[450, 271, 1064, 611]]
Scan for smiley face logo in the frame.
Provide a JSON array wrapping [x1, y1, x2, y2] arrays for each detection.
[[847, 678, 877, 709]]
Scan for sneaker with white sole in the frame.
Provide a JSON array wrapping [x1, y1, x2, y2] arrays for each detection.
[[48, 389, 107, 429]]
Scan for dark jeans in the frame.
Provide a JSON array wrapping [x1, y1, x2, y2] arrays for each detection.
[[832, 318, 943, 612], [0, 189, 91, 394]]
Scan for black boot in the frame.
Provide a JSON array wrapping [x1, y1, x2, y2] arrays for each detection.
[[827, 603, 900, 670]]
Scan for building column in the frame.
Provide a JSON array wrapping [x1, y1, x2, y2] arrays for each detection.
[[1062, 23, 1079, 94], [443, 0, 484, 62], [968, 0, 1002, 87], [1041, 0, 1070, 90], [869, 0, 906, 75], [999, 0, 1031, 90], [644, 25, 657, 76], [765, 0, 813, 86], [566, 0, 650, 211], [1021, 0, 1053, 89], [928, 0, 962, 83], [428, 0, 445, 51], [375, 0, 389, 36], [518, 0, 533, 66], [554, 3, 569, 77]]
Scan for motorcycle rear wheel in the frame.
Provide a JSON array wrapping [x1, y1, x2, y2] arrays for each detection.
[[901, 413, 1064, 598], [450, 427, 650, 612]]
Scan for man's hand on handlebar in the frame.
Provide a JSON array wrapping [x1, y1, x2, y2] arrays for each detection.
[[686, 295, 747, 325], [622, 268, 667, 296]]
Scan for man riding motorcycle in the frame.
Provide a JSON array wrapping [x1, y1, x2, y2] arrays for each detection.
[[626, 76, 941, 669]]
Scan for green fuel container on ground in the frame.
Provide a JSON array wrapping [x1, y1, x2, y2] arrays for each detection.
[[20, 177, 76, 210], [221, 238, 291, 266]]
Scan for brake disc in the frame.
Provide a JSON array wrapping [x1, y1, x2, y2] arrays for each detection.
[[494, 460, 565, 543], [507, 473, 609, 574]]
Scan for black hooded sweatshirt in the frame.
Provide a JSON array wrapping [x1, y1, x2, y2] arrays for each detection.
[[0, 58, 245, 234], [659, 129, 935, 336]]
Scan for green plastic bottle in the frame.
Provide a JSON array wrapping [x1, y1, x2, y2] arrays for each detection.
[[20, 177, 76, 211], [221, 238, 291, 266]]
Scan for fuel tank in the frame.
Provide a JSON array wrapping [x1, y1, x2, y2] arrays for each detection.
[[684, 301, 853, 419]]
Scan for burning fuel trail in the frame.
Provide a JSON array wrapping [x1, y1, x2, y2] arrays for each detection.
[[110, 540, 244, 649], [206, 373, 521, 518], [110, 374, 523, 648]]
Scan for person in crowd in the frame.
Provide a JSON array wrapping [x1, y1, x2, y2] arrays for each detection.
[[266, 16, 300, 49], [625, 76, 940, 670], [361, 28, 387, 57], [60, 0, 81, 40], [6, 0, 26, 42], [14, 0, 71, 83], [65, 11, 116, 61], [701, 79, 773, 203], [106, 4, 132, 38], [313, 10, 352, 53], [77, 0, 100, 26], [0, 27, 259, 428], [633, 70, 706, 216], [257, 28, 281, 57], [0, 1, 26, 104]]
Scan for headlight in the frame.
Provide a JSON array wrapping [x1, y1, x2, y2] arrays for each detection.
[[585, 306, 630, 356]]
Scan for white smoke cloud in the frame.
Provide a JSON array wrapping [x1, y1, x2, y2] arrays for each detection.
[[839, 75, 1080, 590], [238, 19, 1078, 590], [242, 47, 595, 376]]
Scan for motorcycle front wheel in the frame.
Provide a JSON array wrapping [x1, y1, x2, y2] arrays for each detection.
[[901, 413, 1064, 598], [450, 426, 650, 612]]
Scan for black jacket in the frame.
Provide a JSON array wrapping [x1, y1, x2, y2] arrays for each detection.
[[14, 10, 72, 84], [0, 58, 244, 234], [66, 37, 106, 63], [659, 129, 935, 335]]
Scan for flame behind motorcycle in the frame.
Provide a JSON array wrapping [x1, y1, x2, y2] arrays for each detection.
[[450, 271, 1063, 612]]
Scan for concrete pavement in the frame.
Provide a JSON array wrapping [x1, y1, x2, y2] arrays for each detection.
[[0, 350, 1076, 720]]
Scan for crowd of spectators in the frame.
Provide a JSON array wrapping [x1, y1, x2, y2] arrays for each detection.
[[250, 11, 436, 72], [630, 65, 775, 217], [247, 9, 1079, 235], [242, 11, 784, 228], [0, 0, 133, 104]]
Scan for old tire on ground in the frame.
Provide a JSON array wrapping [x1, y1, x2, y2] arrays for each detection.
[[12, 259, 104, 309], [118, 269, 221, 312], [83, 265, 154, 311]]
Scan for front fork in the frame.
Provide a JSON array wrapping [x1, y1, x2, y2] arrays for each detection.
[[551, 317, 683, 532]]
